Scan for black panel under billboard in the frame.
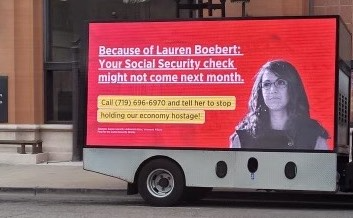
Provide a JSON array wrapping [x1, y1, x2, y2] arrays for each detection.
[[0, 76, 8, 123]]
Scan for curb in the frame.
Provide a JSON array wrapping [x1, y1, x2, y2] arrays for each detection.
[[0, 187, 127, 196]]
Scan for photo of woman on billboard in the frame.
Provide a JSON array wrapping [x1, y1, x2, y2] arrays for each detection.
[[229, 60, 329, 150]]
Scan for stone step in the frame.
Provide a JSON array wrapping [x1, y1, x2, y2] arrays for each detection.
[[0, 152, 49, 164]]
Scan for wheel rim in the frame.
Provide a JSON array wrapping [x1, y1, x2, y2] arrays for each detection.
[[146, 168, 174, 198]]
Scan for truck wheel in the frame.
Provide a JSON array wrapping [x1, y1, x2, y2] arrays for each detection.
[[138, 159, 185, 206]]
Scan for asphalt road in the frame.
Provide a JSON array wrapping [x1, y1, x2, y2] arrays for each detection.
[[0, 191, 352, 218]]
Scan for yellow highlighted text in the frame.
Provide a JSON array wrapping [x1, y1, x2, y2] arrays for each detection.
[[97, 109, 205, 124], [98, 95, 235, 110]]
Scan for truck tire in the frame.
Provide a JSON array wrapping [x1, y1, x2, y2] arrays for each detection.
[[138, 159, 185, 206]]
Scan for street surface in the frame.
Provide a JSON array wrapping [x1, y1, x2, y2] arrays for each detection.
[[0, 191, 352, 218]]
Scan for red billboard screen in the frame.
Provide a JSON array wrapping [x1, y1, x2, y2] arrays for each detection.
[[86, 18, 336, 151]]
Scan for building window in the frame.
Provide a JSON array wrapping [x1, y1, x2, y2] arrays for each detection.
[[44, 0, 193, 123], [45, 70, 73, 122]]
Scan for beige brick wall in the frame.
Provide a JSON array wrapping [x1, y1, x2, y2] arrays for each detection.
[[312, 0, 352, 33], [0, 0, 44, 124], [311, 1, 353, 122]]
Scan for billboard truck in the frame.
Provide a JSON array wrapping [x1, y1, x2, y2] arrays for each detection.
[[83, 16, 353, 206]]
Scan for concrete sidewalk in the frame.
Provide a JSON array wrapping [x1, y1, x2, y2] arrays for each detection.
[[0, 162, 127, 194]]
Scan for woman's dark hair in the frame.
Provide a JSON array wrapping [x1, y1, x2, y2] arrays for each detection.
[[237, 60, 310, 137]]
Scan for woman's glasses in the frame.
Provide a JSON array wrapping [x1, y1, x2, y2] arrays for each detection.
[[261, 79, 288, 90]]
